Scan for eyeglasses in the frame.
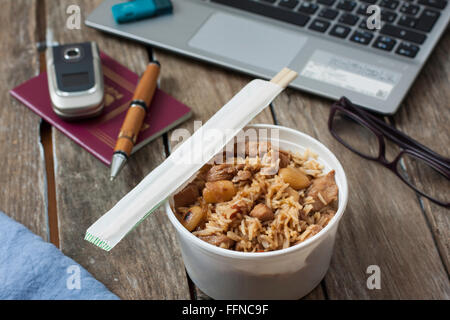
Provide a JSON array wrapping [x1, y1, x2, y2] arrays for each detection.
[[329, 97, 449, 208]]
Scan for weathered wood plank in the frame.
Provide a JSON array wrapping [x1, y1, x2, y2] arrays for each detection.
[[46, 0, 190, 299], [0, 0, 47, 238], [271, 61, 449, 298], [154, 50, 327, 300], [393, 31, 450, 274]]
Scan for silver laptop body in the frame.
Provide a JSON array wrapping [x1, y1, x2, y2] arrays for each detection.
[[86, 0, 450, 114]]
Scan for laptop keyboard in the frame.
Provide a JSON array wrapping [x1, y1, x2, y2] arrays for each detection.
[[210, 0, 448, 58]]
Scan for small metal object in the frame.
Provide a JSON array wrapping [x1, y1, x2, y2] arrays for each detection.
[[63, 47, 81, 60], [46, 41, 104, 120], [110, 152, 127, 181]]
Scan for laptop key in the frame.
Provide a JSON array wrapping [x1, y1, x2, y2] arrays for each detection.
[[380, 24, 427, 44], [381, 10, 398, 23], [211, 0, 310, 27], [317, 0, 336, 6], [360, 0, 378, 3], [379, 0, 400, 10], [298, 2, 319, 14], [278, 0, 299, 10], [415, 9, 440, 32], [339, 13, 359, 26], [417, 0, 447, 10], [396, 42, 420, 58], [336, 0, 357, 11], [319, 8, 339, 20], [399, 3, 420, 15], [357, 4, 371, 16], [329, 24, 351, 38], [373, 36, 397, 51], [398, 15, 418, 28], [350, 30, 374, 45], [359, 18, 378, 31], [309, 19, 331, 32], [260, 0, 277, 3]]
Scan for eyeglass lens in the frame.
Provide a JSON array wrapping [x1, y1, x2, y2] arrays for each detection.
[[397, 153, 449, 204], [332, 109, 380, 159]]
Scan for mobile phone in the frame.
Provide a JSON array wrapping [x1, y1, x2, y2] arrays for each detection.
[[46, 42, 104, 120]]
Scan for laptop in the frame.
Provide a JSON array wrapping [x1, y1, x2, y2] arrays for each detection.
[[86, 0, 450, 114]]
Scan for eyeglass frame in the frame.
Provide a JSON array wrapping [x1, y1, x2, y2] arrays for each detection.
[[328, 97, 449, 208]]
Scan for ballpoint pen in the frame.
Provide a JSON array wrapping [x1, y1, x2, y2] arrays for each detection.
[[110, 61, 160, 181]]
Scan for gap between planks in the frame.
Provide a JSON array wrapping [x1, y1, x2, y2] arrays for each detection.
[[37, 0, 60, 248]]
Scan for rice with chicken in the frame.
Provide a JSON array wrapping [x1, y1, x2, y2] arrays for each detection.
[[172, 141, 339, 252]]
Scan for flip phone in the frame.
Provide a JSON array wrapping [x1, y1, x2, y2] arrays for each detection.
[[46, 42, 104, 120]]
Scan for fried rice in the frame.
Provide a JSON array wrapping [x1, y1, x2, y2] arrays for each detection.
[[173, 142, 339, 252]]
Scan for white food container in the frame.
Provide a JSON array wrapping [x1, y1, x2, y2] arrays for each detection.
[[165, 124, 348, 299]]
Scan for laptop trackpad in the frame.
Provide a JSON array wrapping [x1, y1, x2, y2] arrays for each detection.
[[188, 12, 307, 73]]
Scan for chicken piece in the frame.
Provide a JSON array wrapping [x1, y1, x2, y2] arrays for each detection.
[[306, 170, 338, 211], [174, 184, 199, 208], [277, 150, 291, 168], [199, 234, 235, 249], [198, 163, 213, 176], [249, 203, 274, 222], [232, 170, 252, 183], [206, 164, 236, 182]]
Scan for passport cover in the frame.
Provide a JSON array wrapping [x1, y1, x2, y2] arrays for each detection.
[[10, 52, 192, 166]]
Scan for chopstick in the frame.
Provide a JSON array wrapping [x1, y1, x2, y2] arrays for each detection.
[[270, 68, 298, 88], [85, 68, 298, 251]]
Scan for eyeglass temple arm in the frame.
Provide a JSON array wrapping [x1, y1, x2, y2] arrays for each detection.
[[338, 97, 450, 166]]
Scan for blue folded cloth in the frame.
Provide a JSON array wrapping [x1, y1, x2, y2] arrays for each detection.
[[0, 211, 119, 300]]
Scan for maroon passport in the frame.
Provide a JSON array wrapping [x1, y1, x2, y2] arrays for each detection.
[[10, 52, 192, 166]]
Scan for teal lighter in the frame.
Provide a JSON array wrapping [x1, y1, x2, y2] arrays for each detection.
[[112, 0, 173, 24]]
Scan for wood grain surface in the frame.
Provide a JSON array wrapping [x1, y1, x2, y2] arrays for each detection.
[[0, 0, 47, 238], [393, 31, 450, 275], [2, 0, 448, 300], [44, 0, 190, 299]]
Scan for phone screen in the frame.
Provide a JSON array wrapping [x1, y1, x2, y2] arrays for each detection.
[[61, 72, 90, 88]]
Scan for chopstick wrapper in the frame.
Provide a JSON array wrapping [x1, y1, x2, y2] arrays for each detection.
[[86, 79, 285, 251]]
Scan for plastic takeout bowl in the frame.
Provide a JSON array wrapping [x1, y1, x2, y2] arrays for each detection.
[[165, 124, 348, 299]]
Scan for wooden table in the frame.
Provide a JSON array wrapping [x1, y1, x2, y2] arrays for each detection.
[[1, 0, 448, 299]]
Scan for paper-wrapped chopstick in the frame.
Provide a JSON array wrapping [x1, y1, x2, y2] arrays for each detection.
[[85, 68, 298, 251]]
